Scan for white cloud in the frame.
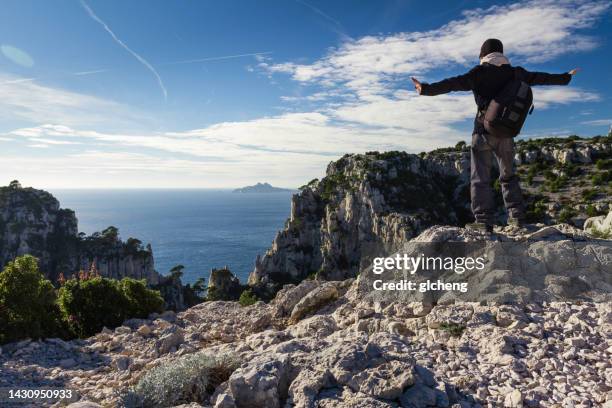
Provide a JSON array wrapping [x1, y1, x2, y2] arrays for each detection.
[[5, 114, 444, 188], [332, 93, 474, 131], [265, 0, 608, 98], [0, 73, 147, 128], [533, 87, 600, 109], [29, 138, 81, 145], [581, 119, 611, 126]]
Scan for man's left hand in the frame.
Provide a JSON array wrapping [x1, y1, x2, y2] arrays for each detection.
[[411, 77, 422, 94]]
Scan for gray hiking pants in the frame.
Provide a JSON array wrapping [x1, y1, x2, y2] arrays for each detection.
[[470, 133, 525, 224]]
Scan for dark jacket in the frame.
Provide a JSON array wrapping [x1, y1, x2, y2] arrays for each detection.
[[420, 64, 572, 135]]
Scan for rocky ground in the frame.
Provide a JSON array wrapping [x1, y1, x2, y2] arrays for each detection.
[[1, 223, 610, 408]]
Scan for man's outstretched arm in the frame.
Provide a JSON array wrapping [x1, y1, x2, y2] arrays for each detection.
[[411, 68, 476, 96], [519, 67, 580, 86]]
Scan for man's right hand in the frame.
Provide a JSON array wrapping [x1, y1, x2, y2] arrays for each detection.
[[568, 68, 580, 75], [411, 77, 422, 94]]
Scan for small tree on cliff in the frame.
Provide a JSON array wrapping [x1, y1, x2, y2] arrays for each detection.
[[101, 226, 119, 242], [192, 277, 206, 298], [170, 264, 185, 280], [8, 180, 21, 189]]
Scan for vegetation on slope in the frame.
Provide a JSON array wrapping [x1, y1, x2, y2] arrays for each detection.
[[0, 255, 164, 343]]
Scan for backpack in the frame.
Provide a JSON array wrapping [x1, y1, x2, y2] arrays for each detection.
[[482, 69, 533, 138]]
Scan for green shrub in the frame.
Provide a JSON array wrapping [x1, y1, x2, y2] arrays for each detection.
[[581, 189, 598, 201], [238, 288, 258, 307], [545, 175, 567, 192], [558, 207, 577, 224], [543, 169, 555, 180], [585, 205, 600, 217], [119, 278, 165, 317], [121, 353, 238, 407], [291, 216, 302, 230], [526, 199, 547, 223], [595, 159, 612, 170], [58, 277, 163, 337], [559, 162, 580, 177], [319, 173, 350, 202], [592, 171, 612, 186], [439, 322, 466, 337], [0, 255, 64, 344]]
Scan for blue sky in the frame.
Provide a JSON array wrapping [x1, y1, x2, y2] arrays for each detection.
[[1, 0, 611, 188]]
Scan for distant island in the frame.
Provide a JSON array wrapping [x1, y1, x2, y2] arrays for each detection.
[[233, 182, 295, 193]]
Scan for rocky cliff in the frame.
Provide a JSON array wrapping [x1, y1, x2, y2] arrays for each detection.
[[0, 181, 159, 285], [0, 181, 78, 282], [249, 151, 471, 295], [249, 135, 612, 295]]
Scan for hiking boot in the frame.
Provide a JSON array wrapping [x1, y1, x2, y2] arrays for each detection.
[[465, 222, 493, 233]]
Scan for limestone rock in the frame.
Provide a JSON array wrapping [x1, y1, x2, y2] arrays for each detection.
[[59, 358, 77, 369], [112, 356, 131, 371], [346, 360, 414, 400], [287, 369, 333, 407], [290, 283, 339, 322], [214, 393, 236, 408], [504, 389, 523, 407], [156, 327, 184, 354], [66, 402, 103, 408], [137, 324, 152, 336], [227, 355, 291, 408], [272, 281, 319, 317], [400, 383, 440, 407], [585, 210, 612, 238]]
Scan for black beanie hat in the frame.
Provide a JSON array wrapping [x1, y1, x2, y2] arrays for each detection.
[[480, 38, 503, 58]]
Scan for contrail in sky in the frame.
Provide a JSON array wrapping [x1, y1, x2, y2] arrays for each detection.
[[295, 0, 351, 41], [72, 69, 109, 76], [0, 52, 269, 87], [79, 0, 168, 100], [161, 51, 273, 66]]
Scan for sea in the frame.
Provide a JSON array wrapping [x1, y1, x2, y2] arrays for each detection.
[[50, 189, 293, 285]]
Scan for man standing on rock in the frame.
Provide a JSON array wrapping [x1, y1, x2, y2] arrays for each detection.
[[411, 38, 579, 233]]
